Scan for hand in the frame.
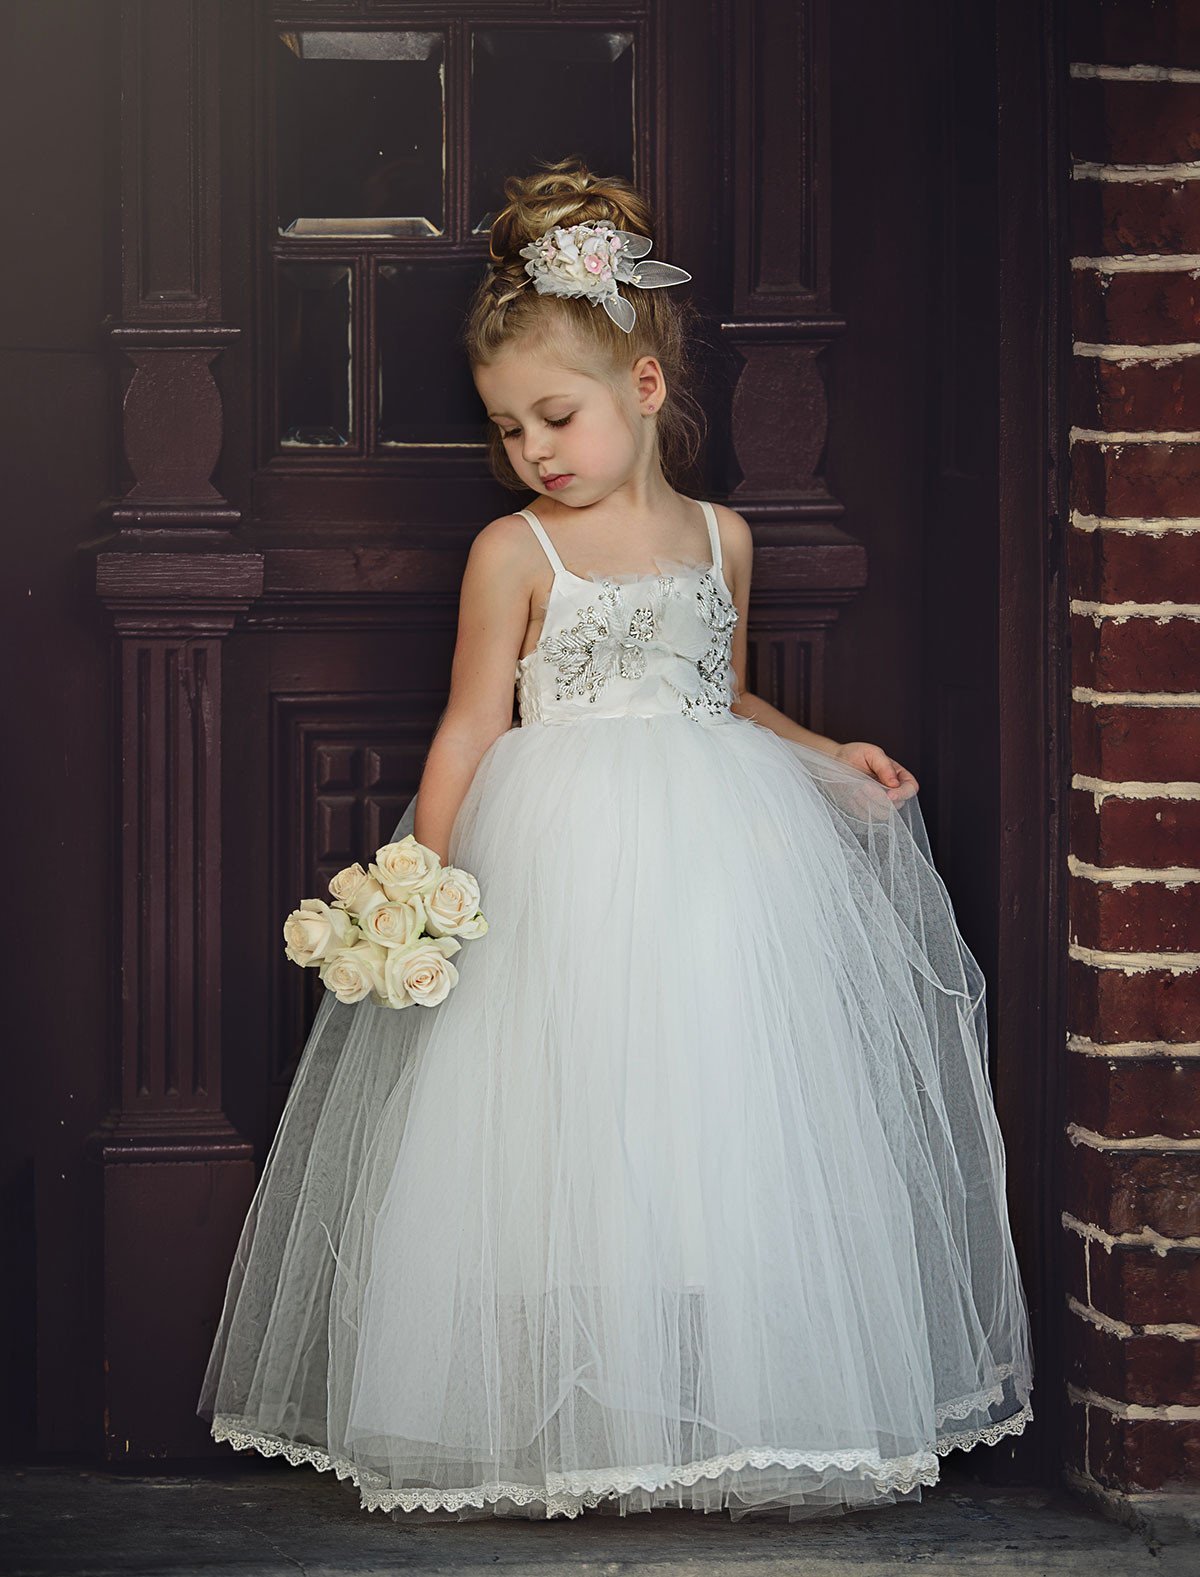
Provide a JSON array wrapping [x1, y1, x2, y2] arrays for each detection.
[[834, 741, 919, 802]]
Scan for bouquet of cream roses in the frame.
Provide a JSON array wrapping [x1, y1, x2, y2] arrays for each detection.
[[282, 834, 488, 1009]]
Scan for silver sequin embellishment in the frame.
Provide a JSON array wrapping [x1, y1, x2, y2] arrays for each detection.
[[540, 580, 664, 704], [533, 569, 737, 716], [679, 572, 738, 717]]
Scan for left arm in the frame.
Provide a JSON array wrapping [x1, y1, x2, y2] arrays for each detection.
[[714, 504, 919, 803]]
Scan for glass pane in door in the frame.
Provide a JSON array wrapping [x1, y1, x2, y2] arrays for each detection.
[[276, 30, 445, 237], [377, 262, 488, 446], [277, 263, 353, 447], [469, 29, 634, 234]]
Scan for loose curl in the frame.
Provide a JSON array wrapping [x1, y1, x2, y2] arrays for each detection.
[[459, 157, 706, 492]]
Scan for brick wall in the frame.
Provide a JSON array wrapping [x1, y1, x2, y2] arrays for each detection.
[[1066, 0, 1200, 1497]]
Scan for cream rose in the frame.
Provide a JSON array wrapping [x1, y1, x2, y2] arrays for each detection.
[[318, 939, 388, 1004], [328, 862, 387, 918], [383, 936, 461, 1009], [455, 910, 489, 941], [283, 899, 358, 968], [369, 834, 441, 901], [362, 895, 426, 949], [423, 868, 483, 937]]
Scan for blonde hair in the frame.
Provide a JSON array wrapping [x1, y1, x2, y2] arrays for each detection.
[[460, 157, 706, 491]]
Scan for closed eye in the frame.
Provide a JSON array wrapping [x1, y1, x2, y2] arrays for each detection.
[[498, 414, 574, 439]]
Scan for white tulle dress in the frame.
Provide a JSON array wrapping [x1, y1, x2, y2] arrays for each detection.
[[198, 499, 1034, 1522]]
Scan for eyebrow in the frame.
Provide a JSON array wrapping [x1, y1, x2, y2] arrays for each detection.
[[485, 394, 575, 420]]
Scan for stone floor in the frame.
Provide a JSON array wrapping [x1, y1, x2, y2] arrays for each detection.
[[1, 1458, 1196, 1576]]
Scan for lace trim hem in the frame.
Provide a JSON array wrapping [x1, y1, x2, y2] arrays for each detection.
[[934, 1363, 1020, 1427], [210, 1391, 1032, 1519]]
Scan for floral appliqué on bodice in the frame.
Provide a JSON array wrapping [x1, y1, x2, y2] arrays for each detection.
[[514, 502, 739, 727]]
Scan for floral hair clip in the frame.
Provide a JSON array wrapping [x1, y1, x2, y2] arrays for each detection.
[[516, 222, 692, 333]]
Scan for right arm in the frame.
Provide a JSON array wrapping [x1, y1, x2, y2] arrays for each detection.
[[412, 514, 535, 863]]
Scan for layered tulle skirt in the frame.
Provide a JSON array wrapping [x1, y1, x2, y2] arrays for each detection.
[[198, 710, 1033, 1521]]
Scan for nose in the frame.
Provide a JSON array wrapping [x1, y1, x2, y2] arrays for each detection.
[[522, 428, 552, 465]]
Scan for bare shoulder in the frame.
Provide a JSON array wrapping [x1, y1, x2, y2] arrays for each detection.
[[467, 509, 538, 572], [461, 508, 548, 596], [709, 502, 752, 553], [708, 502, 753, 600]]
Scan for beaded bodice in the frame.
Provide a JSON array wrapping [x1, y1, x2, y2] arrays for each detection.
[[514, 502, 739, 727]]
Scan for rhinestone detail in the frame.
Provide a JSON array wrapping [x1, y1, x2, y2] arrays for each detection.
[[531, 569, 738, 718]]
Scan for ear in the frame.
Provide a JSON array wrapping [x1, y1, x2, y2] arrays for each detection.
[[632, 355, 667, 415]]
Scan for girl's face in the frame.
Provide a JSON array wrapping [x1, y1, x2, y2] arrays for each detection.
[[473, 341, 661, 507]]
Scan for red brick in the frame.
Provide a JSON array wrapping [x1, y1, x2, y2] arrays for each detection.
[[1068, 1315, 1200, 1406], [1070, 77, 1200, 165], [1072, 266, 1200, 347], [1071, 786, 1200, 867], [1066, 1237, 1200, 1326], [1071, 178, 1200, 259], [1067, 1, 1200, 69], [1071, 873, 1200, 952], [1063, 1223, 1091, 1304], [1067, 1051, 1200, 1140], [1079, 1402, 1200, 1490], [1072, 610, 1200, 693], [1069, 954, 1200, 1040], [1063, 1142, 1200, 1238], [1072, 351, 1200, 432], [1072, 700, 1200, 780], [1065, 1384, 1089, 1477], [1072, 438, 1200, 517], [1070, 525, 1200, 604]]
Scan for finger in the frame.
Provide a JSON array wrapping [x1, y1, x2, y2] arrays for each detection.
[[887, 772, 919, 800], [872, 751, 901, 786], [880, 761, 909, 794]]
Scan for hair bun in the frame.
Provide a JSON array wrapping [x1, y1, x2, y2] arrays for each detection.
[[463, 157, 706, 494], [487, 157, 653, 268]]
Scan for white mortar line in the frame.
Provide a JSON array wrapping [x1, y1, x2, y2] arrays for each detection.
[[1069, 854, 1200, 886], [1073, 160, 1200, 182], [1070, 64, 1200, 83], [1067, 1384, 1200, 1420], [1071, 598, 1200, 622], [1069, 1033, 1200, 1059], [1067, 1122, 1200, 1151], [1068, 941, 1200, 973], [1062, 1210, 1200, 1254], [1067, 1295, 1200, 1341], [1072, 511, 1200, 533], [1074, 342, 1200, 364], [1072, 774, 1200, 803], [1072, 252, 1200, 273], [1073, 685, 1200, 706], [1071, 425, 1200, 442]]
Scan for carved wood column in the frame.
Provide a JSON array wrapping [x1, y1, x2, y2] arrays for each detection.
[[717, 0, 865, 727], [88, 0, 260, 1459]]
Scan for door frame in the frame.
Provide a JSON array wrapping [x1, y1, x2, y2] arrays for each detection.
[[994, 0, 1070, 1482]]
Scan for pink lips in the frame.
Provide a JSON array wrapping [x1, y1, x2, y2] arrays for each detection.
[[542, 473, 573, 491]]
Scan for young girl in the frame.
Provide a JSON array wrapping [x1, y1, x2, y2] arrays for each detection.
[[198, 159, 1033, 1524]]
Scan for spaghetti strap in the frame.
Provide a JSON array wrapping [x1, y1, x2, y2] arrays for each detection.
[[516, 508, 569, 580], [699, 500, 722, 572]]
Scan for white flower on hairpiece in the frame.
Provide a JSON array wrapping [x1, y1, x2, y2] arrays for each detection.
[[517, 222, 692, 333]]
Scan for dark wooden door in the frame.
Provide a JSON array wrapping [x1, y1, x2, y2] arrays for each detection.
[[3, 0, 1057, 1473], [87, 0, 865, 1459]]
